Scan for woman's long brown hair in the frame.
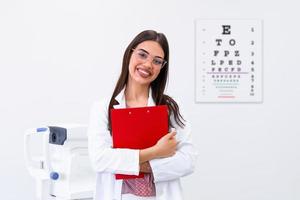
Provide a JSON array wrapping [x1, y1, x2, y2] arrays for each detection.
[[107, 30, 185, 133]]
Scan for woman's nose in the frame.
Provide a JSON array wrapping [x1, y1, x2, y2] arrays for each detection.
[[143, 58, 153, 69]]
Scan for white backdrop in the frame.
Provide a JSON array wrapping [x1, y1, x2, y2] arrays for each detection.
[[0, 0, 300, 199]]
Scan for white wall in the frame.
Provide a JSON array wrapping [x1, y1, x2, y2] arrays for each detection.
[[1, 0, 299, 199]]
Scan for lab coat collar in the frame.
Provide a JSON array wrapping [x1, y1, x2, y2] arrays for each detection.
[[113, 86, 155, 108]]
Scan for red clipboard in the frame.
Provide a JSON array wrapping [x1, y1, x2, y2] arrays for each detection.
[[110, 105, 168, 180]]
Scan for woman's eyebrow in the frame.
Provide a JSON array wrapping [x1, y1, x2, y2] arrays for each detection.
[[139, 48, 149, 54], [138, 48, 164, 59]]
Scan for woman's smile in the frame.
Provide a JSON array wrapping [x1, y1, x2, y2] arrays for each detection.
[[136, 67, 152, 78]]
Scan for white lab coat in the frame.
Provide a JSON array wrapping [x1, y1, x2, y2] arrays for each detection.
[[87, 88, 198, 200]]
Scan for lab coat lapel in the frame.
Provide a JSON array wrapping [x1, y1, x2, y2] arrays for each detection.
[[114, 88, 126, 109]]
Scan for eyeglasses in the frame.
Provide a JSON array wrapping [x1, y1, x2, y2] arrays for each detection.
[[132, 48, 167, 68]]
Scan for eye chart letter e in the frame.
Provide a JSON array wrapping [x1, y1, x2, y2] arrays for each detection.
[[195, 19, 263, 103]]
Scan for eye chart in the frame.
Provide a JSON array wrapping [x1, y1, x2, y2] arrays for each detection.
[[195, 19, 263, 103]]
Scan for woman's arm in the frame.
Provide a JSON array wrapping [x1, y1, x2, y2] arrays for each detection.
[[149, 108, 198, 183], [139, 132, 177, 173], [139, 131, 177, 163], [88, 100, 140, 175]]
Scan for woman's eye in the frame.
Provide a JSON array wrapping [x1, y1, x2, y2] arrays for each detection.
[[153, 59, 163, 65], [138, 52, 148, 59]]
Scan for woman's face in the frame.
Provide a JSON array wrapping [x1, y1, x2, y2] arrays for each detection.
[[128, 40, 165, 86]]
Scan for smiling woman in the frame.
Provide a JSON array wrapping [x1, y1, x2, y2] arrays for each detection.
[[87, 30, 198, 200]]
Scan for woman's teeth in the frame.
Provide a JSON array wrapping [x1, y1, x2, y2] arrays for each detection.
[[137, 68, 151, 78]]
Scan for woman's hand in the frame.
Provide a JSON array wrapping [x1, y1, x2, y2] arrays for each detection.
[[139, 161, 152, 173], [153, 131, 177, 158], [139, 130, 177, 163]]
